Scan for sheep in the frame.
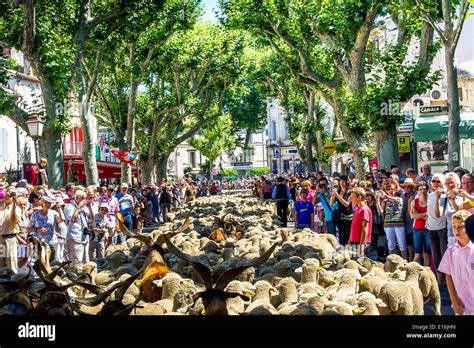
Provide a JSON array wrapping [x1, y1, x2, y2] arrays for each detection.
[[274, 260, 294, 278], [357, 257, 388, 280], [275, 277, 299, 312], [294, 259, 321, 284], [317, 269, 337, 288], [225, 280, 250, 315], [400, 262, 441, 315], [152, 273, 182, 313], [343, 292, 387, 315], [322, 301, 358, 315], [376, 281, 423, 315], [330, 272, 360, 302], [384, 254, 407, 273]]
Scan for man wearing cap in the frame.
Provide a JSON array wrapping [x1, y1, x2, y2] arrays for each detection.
[[89, 202, 111, 260], [117, 183, 134, 231], [99, 185, 119, 246], [64, 190, 94, 267], [0, 188, 20, 272]]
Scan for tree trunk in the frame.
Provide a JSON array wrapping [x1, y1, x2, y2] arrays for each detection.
[[141, 159, 154, 185], [39, 127, 65, 188], [155, 155, 168, 181], [445, 48, 461, 170], [304, 89, 316, 173], [243, 128, 252, 149], [351, 147, 366, 178], [121, 79, 139, 184], [375, 125, 400, 170], [78, 102, 99, 186], [304, 131, 315, 173], [331, 95, 366, 178], [121, 162, 130, 184]]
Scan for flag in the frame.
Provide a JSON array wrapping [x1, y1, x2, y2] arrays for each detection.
[[111, 149, 137, 164]]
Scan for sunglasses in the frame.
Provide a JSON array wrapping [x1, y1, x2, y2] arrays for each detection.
[[99, 208, 108, 211], [431, 180, 441, 183]]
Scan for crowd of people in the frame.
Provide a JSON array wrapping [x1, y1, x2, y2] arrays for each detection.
[[252, 164, 474, 314], [0, 176, 214, 272], [1, 163, 473, 314]]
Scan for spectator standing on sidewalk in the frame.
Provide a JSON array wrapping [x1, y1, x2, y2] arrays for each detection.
[[438, 210, 473, 315], [272, 176, 291, 228], [349, 188, 372, 256], [294, 188, 314, 230], [89, 202, 111, 260], [427, 173, 448, 287]]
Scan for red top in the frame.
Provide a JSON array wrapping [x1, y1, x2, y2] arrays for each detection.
[[413, 198, 427, 229], [350, 204, 372, 244]]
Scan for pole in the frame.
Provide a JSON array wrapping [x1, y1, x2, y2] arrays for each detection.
[[35, 138, 39, 164]]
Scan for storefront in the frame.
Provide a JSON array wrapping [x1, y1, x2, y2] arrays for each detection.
[[23, 160, 138, 186], [413, 108, 474, 173]]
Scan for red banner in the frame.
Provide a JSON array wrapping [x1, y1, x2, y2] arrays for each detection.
[[111, 149, 137, 164]]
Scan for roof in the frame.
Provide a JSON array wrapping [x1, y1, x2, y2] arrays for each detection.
[[457, 60, 474, 79]]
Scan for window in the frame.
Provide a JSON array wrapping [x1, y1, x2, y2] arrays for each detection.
[[189, 151, 196, 168], [458, 87, 463, 101], [271, 121, 277, 141], [0, 129, 7, 161], [272, 160, 278, 174], [283, 159, 290, 172]]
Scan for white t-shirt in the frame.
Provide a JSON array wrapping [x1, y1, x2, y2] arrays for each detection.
[[425, 191, 447, 230]]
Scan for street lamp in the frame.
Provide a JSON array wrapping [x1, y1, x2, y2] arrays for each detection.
[[26, 113, 44, 164]]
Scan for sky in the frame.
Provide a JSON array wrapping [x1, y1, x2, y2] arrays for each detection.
[[202, 0, 219, 22]]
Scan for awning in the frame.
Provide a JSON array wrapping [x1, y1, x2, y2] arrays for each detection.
[[64, 159, 137, 181], [414, 112, 474, 142]]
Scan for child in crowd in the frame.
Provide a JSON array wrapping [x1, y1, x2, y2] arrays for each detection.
[[132, 205, 144, 233], [294, 188, 314, 230], [438, 210, 473, 315]]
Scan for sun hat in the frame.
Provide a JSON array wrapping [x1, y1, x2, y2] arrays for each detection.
[[41, 195, 57, 203], [99, 202, 109, 211]]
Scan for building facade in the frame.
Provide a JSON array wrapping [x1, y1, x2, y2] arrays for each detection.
[[266, 98, 303, 175], [0, 46, 39, 177], [167, 128, 268, 179]]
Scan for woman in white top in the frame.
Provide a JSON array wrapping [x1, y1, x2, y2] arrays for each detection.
[[443, 172, 465, 247]]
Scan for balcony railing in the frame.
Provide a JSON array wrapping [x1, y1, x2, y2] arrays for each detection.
[[63, 141, 83, 156]]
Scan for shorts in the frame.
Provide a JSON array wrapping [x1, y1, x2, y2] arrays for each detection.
[[413, 229, 431, 254]]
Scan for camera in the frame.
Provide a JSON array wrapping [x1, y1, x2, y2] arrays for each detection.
[[82, 227, 91, 237]]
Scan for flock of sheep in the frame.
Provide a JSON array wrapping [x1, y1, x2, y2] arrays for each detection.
[[0, 191, 441, 315]]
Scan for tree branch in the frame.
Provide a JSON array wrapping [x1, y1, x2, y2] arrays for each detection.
[[260, 14, 336, 89], [85, 45, 105, 105], [349, 3, 381, 90], [453, 0, 471, 49], [416, 0, 448, 43], [86, 8, 127, 34]]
